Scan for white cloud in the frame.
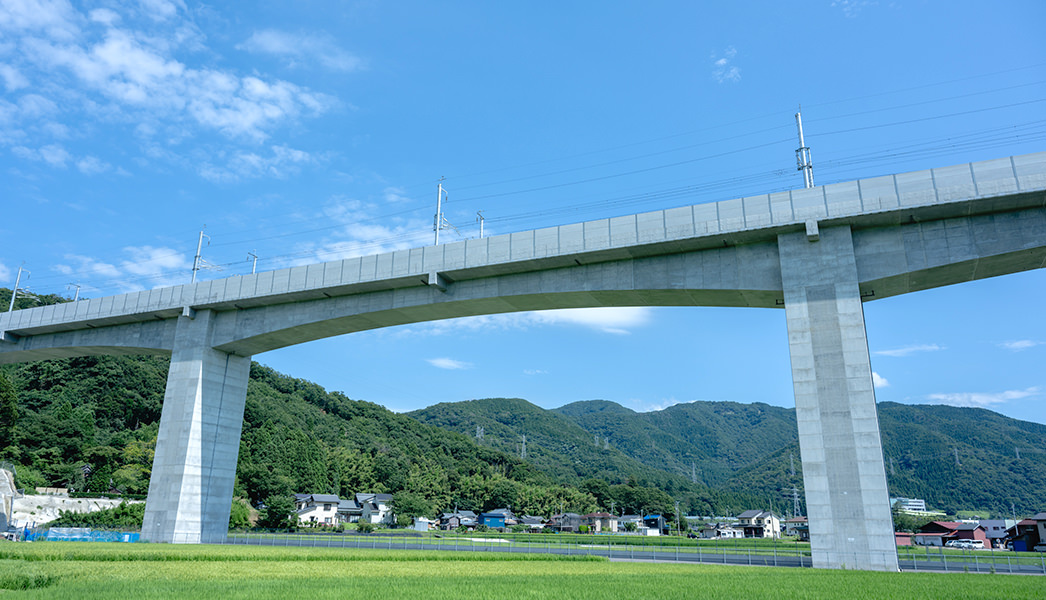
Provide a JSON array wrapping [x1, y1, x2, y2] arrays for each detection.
[[872, 372, 889, 388], [927, 387, 1041, 409], [198, 144, 316, 182], [523, 369, 548, 376], [4, 2, 335, 156], [998, 340, 1042, 352], [409, 307, 653, 337], [0, 0, 83, 41], [13, 143, 71, 167], [239, 29, 365, 72], [55, 246, 192, 293], [76, 155, 110, 174], [0, 63, 28, 90], [0, 262, 10, 283], [711, 46, 741, 83], [831, 0, 878, 18], [427, 357, 472, 370], [873, 343, 944, 358]]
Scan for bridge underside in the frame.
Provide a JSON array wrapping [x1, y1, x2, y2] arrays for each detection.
[[0, 200, 1042, 570]]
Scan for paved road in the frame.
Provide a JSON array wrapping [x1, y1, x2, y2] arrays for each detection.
[[224, 533, 1046, 574]]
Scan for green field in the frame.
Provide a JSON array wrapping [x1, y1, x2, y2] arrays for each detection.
[[0, 543, 1042, 599]]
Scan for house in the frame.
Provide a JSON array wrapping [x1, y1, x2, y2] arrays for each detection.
[[977, 519, 1016, 549], [1005, 512, 1046, 552], [439, 510, 478, 530], [783, 516, 807, 537], [736, 510, 781, 538], [485, 508, 517, 527], [643, 515, 668, 535], [895, 532, 914, 546], [618, 515, 642, 531], [337, 498, 363, 523], [914, 521, 957, 546], [949, 523, 990, 545], [294, 493, 340, 525], [411, 517, 435, 532], [356, 493, 395, 525], [700, 523, 744, 539], [519, 515, 546, 531], [478, 512, 506, 529], [549, 513, 582, 533], [580, 512, 618, 533]]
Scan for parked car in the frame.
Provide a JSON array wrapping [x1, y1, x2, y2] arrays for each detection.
[[966, 540, 984, 550], [1033, 544, 1046, 553]]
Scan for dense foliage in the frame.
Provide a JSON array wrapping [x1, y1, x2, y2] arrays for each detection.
[[2, 285, 1043, 522]]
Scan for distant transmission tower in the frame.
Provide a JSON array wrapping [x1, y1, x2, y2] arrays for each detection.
[[520, 434, 527, 459], [475, 426, 484, 442]]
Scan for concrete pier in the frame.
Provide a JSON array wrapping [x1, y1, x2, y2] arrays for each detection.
[[141, 310, 251, 543], [779, 226, 897, 571]]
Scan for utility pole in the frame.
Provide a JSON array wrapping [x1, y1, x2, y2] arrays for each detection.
[[795, 109, 814, 188], [247, 251, 258, 274], [7, 265, 28, 312], [433, 178, 457, 245], [191, 228, 210, 283], [67, 282, 81, 302], [476, 211, 485, 238]]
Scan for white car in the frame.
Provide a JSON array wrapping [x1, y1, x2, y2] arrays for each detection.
[[1033, 544, 1046, 553]]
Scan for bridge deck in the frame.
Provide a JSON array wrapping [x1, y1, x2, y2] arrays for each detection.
[[2, 152, 1045, 339]]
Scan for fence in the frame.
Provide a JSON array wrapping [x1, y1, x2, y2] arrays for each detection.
[[23, 527, 1046, 574]]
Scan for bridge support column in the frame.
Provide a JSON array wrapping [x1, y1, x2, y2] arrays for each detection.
[[778, 226, 898, 571], [142, 309, 250, 543]]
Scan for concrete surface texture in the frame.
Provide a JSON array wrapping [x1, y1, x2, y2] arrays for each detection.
[[779, 226, 897, 571], [0, 152, 1043, 569]]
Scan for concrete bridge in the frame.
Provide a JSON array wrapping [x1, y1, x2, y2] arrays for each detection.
[[2, 152, 1045, 571]]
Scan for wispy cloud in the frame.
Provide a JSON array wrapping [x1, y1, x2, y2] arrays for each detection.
[[872, 372, 889, 388], [927, 387, 1041, 408], [711, 47, 741, 83], [831, 0, 878, 18], [198, 145, 317, 183], [523, 369, 548, 376], [1, 1, 337, 173], [409, 307, 654, 337], [426, 357, 472, 370], [54, 246, 192, 293], [0, 262, 10, 283], [873, 344, 944, 358], [239, 29, 365, 72], [998, 340, 1043, 352]]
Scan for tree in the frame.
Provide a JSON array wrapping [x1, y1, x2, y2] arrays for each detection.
[[0, 370, 19, 449], [258, 495, 296, 530]]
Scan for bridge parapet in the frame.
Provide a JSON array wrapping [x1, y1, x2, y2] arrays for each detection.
[[2, 152, 1044, 341]]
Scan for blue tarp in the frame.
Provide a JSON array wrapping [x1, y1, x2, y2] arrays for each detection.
[[42, 527, 140, 542]]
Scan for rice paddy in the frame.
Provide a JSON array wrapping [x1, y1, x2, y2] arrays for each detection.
[[0, 542, 1041, 599]]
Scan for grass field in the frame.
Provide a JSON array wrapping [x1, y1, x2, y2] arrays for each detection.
[[0, 543, 1043, 599]]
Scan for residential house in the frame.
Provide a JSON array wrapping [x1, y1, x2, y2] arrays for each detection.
[[411, 517, 435, 532], [478, 512, 506, 529], [519, 515, 546, 531], [486, 508, 517, 527], [295, 493, 340, 526], [580, 512, 618, 533], [356, 493, 395, 525], [977, 519, 1016, 549], [914, 521, 957, 546], [1005, 512, 1046, 552], [643, 515, 668, 535], [783, 516, 807, 537], [736, 510, 781, 538], [618, 515, 642, 532], [700, 523, 744, 540], [439, 510, 477, 531], [549, 513, 582, 533], [337, 498, 363, 523]]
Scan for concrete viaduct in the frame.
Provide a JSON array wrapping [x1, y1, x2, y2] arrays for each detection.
[[2, 152, 1045, 571]]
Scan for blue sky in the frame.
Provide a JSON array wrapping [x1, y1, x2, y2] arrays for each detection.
[[2, 1, 1044, 424]]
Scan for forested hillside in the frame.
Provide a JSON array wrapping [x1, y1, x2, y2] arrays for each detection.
[[2, 288, 1043, 519]]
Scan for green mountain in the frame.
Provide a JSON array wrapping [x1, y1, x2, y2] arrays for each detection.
[[413, 397, 1046, 516]]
